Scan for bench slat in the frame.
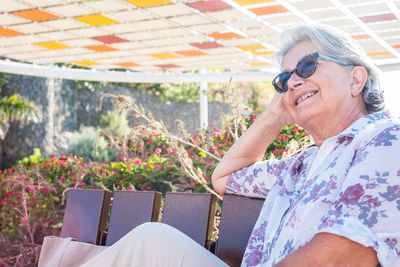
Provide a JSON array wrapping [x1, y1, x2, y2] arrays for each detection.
[[61, 189, 111, 245], [162, 192, 216, 247], [106, 191, 162, 246], [215, 194, 265, 267]]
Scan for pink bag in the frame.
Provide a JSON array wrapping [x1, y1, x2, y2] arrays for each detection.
[[38, 236, 107, 267]]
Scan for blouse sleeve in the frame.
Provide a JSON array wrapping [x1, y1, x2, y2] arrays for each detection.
[[316, 125, 400, 266], [225, 154, 300, 198]]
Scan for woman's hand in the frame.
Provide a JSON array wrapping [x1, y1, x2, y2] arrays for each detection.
[[260, 92, 294, 128]]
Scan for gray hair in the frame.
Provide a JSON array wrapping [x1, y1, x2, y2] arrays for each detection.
[[274, 24, 384, 113]]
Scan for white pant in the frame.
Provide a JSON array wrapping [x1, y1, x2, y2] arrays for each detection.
[[80, 222, 229, 267]]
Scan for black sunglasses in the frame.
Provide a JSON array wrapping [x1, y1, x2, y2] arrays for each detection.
[[272, 52, 345, 93]]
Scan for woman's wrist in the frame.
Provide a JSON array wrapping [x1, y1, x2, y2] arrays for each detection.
[[256, 108, 286, 133]]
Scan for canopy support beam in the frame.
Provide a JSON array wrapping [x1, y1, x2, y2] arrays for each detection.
[[199, 69, 208, 128], [0, 59, 399, 83], [0, 59, 276, 83]]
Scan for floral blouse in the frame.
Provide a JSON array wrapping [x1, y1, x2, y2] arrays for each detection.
[[226, 111, 400, 267]]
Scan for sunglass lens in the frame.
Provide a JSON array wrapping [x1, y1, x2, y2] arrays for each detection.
[[273, 72, 290, 93], [297, 55, 317, 78]]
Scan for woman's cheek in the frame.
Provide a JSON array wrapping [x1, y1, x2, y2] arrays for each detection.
[[282, 92, 293, 110]]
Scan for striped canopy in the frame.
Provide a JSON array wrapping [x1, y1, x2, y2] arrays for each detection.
[[1, 0, 400, 73]]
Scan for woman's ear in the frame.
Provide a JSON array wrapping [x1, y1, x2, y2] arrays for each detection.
[[349, 66, 368, 97]]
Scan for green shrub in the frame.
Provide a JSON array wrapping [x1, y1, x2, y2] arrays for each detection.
[[159, 83, 200, 103], [99, 111, 130, 138], [67, 127, 118, 162], [15, 147, 42, 166], [88, 154, 184, 194]]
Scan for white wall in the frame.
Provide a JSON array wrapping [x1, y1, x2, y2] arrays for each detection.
[[381, 71, 400, 117]]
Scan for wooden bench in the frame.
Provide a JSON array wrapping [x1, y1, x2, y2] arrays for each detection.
[[59, 189, 265, 267]]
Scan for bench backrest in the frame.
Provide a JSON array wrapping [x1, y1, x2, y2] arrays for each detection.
[[215, 194, 265, 267], [162, 192, 216, 247], [60, 189, 265, 265], [61, 189, 111, 244], [106, 190, 162, 246]]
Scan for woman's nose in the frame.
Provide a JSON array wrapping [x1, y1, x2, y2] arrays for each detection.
[[286, 73, 304, 91]]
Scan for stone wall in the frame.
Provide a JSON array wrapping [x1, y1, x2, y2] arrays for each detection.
[[0, 74, 229, 168]]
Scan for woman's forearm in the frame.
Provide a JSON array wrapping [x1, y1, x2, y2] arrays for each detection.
[[274, 233, 378, 267], [211, 109, 283, 194]]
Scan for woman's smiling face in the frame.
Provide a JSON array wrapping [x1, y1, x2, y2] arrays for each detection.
[[280, 39, 355, 130]]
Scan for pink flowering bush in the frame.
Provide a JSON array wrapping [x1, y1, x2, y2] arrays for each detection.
[[0, 155, 93, 266], [242, 110, 309, 159], [99, 108, 309, 195], [89, 153, 187, 193]]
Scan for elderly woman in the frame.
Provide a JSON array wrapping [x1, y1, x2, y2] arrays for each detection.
[[80, 24, 399, 267], [212, 23, 399, 266]]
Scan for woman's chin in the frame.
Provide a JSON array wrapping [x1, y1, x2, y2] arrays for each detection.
[[293, 109, 320, 128]]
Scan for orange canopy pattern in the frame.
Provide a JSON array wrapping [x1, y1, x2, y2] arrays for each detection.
[[1, 0, 400, 72]]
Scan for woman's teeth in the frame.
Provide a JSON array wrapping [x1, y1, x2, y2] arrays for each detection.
[[296, 91, 317, 105]]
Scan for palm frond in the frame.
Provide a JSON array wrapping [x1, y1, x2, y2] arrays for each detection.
[[0, 72, 9, 88], [0, 94, 37, 122]]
